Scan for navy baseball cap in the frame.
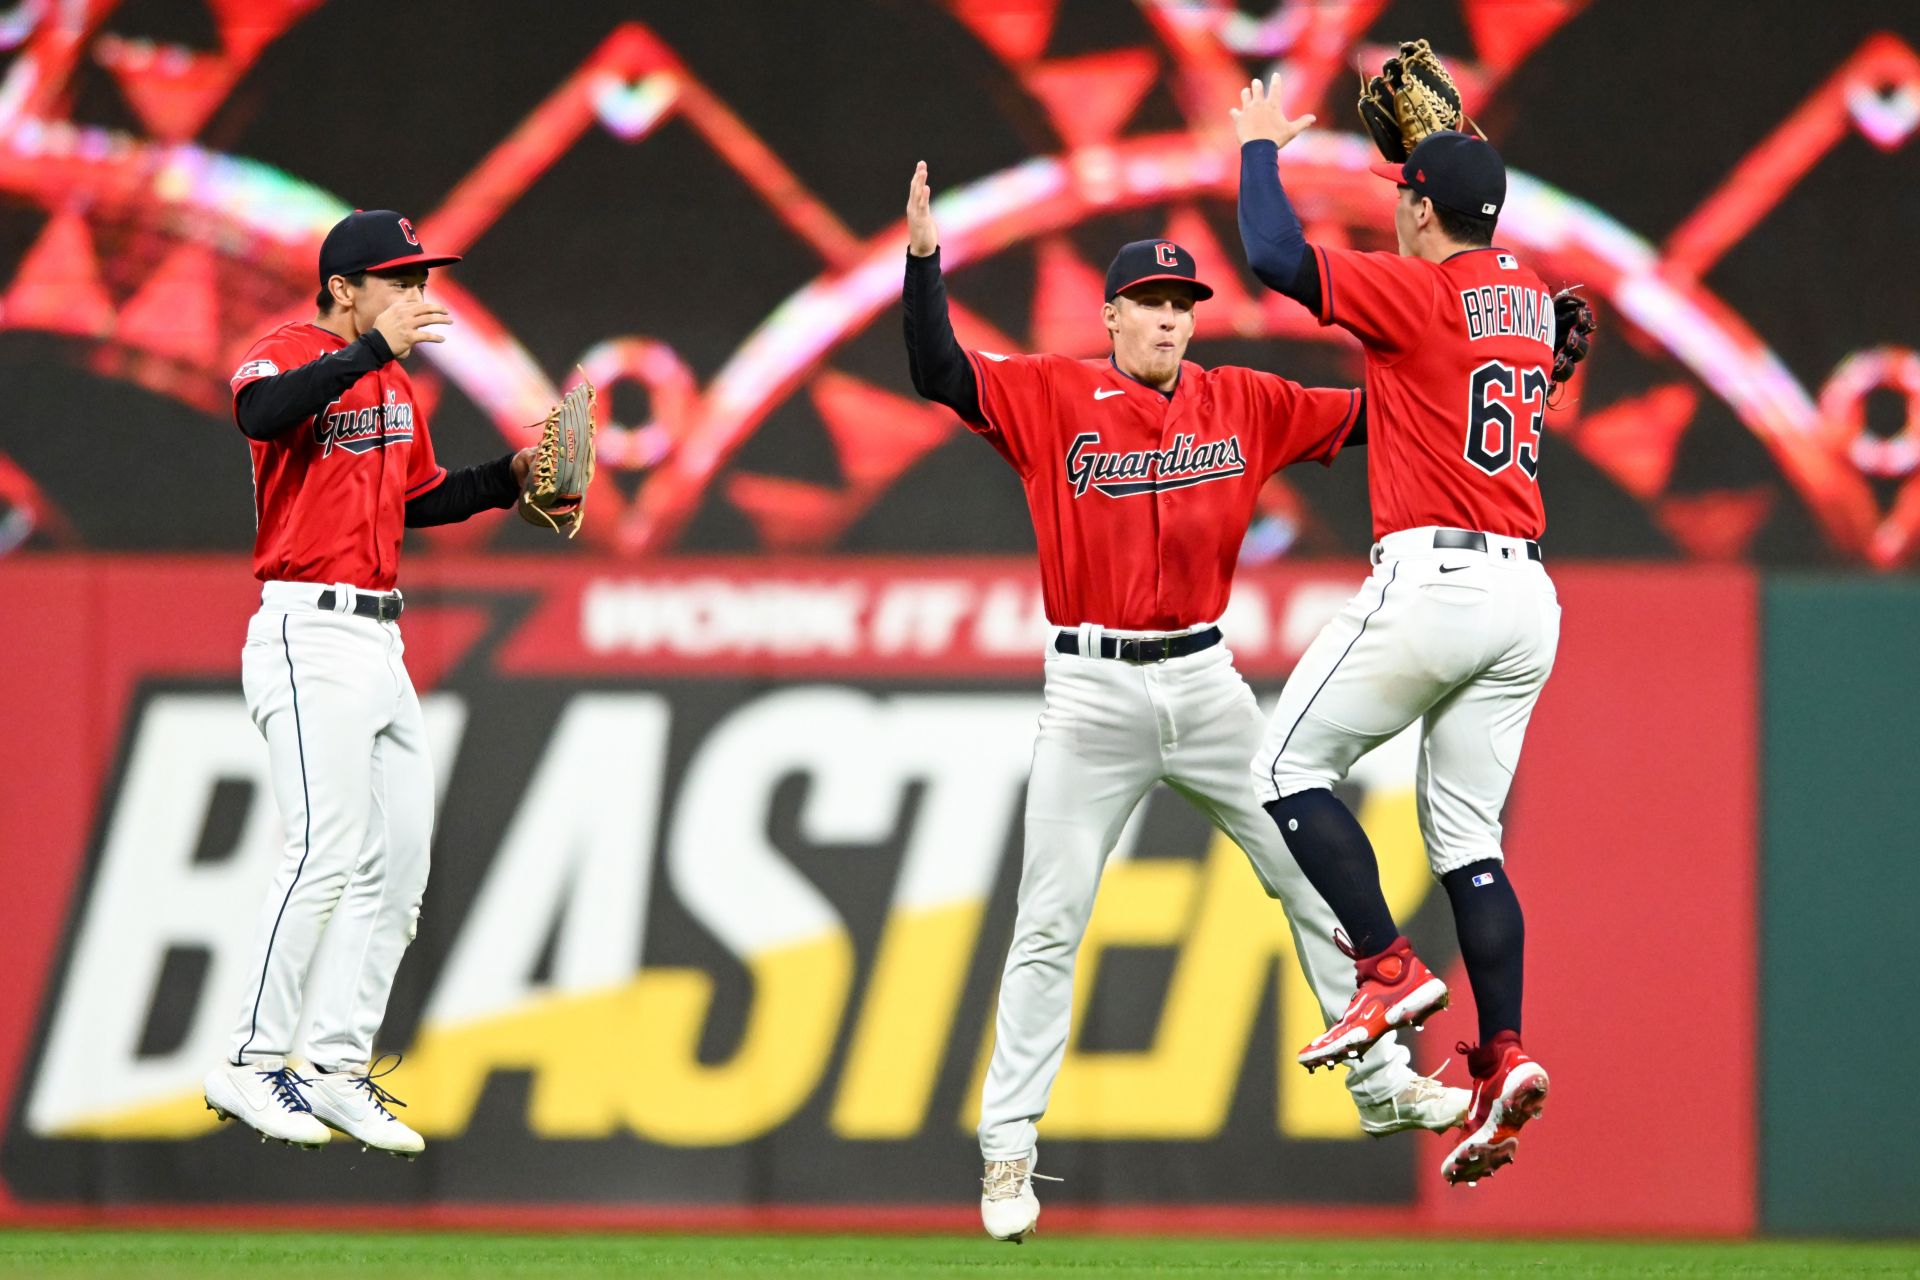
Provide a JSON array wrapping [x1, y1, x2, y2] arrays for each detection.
[[1104, 239, 1214, 302], [318, 209, 461, 285], [1369, 131, 1506, 219]]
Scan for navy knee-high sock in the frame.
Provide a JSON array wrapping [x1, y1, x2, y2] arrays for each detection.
[[1440, 859, 1525, 1044], [1265, 788, 1400, 958]]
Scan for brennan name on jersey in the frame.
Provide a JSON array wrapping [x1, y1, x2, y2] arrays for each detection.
[[1460, 284, 1554, 348], [1065, 430, 1247, 498]]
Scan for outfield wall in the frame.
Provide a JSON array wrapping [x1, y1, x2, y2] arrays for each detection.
[[0, 556, 1783, 1235], [1761, 580, 1920, 1238]]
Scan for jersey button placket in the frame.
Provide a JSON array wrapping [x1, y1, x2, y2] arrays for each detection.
[[1150, 389, 1184, 624], [368, 364, 384, 586]]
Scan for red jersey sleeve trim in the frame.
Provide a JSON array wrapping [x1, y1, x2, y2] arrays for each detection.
[[960, 349, 1001, 437], [405, 466, 448, 499], [1314, 245, 1334, 326], [1314, 389, 1361, 466]]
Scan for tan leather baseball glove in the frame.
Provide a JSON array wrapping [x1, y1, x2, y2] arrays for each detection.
[[1358, 39, 1479, 163], [518, 378, 597, 537]]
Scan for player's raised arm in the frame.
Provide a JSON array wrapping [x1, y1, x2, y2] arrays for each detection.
[[1231, 72, 1315, 151], [233, 336, 401, 440], [907, 158, 938, 259], [1233, 75, 1323, 311], [901, 161, 985, 425], [233, 278, 448, 441]]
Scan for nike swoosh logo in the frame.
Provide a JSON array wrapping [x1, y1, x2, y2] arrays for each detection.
[[1439, 564, 1469, 573], [1093, 388, 1125, 400]]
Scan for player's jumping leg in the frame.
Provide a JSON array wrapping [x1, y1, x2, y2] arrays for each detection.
[[298, 680, 434, 1158], [1253, 565, 1463, 1070], [979, 650, 1158, 1241], [1415, 604, 1558, 1185], [1157, 645, 1464, 1133], [1266, 789, 1449, 1070]]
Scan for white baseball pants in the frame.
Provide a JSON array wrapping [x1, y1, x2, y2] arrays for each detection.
[[1254, 527, 1561, 877], [227, 581, 434, 1071], [978, 633, 1416, 1161]]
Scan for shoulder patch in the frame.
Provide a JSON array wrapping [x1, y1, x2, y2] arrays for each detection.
[[231, 358, 279, 385], [977, 351, 1010, 362]]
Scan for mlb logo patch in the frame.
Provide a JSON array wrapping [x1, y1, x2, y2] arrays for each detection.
[[1496, 254, 1518, 270], [1472, 871, 1496, 887]]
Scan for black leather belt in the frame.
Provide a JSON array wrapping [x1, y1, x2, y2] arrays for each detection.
[[1054, 626, 1221, 664], [316, 589, 404, 622], [1432, 527, 1543, 562]]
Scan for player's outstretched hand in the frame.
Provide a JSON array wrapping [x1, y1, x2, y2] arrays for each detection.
[[1232, 73, 1315, 150], [907, 161, 939, 258], [372, 299, 451, 359]]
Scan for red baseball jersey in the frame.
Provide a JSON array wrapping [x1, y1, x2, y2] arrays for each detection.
[[230, 323, 446, 591], [963, 352, 1359, 630], [1310, 245, 1553, 539]]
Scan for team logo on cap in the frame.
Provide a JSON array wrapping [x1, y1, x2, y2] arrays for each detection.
[[1154, 242, 1179, 267], [398, 216, 419, 246]]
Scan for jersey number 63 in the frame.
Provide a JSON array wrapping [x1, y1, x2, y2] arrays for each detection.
[[1465, 360, 1548, 480]]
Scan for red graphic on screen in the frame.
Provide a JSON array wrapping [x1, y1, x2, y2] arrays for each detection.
[[0, 3, 1912, 564]]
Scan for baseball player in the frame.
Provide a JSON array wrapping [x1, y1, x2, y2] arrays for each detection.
[[201, 210, 535, 1156], [902, 161, 1468, 1242], [1231, 75, 1591, 1186]]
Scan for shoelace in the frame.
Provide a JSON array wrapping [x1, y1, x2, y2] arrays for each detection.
[[257, 1066, 316, 1114], [351, 1053, 408, 1121], [1399, 1058, 1455, 1102], [980, 1161, 1064, 1199]]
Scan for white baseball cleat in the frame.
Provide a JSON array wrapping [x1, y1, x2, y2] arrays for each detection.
[[1357, 1072, 1471, 1136], [980, 1156, 1057, 1242], [304, 1055, 425, 1158], [202, 1058, 330, 1148]]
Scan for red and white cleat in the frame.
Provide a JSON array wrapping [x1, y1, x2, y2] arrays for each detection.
[[1442, 1032, 1550, 1187], [1297, 934, 1449, 1072]]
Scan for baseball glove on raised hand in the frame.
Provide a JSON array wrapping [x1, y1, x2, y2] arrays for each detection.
[[518, 377, 597, 537], [1358, 39, 1477, 163]]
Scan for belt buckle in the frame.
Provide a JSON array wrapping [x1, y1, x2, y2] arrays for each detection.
[[1127, 637, 1170, 664]]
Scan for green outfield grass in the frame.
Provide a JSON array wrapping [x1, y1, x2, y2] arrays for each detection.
[[0, 1233, 1914, 1279]]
